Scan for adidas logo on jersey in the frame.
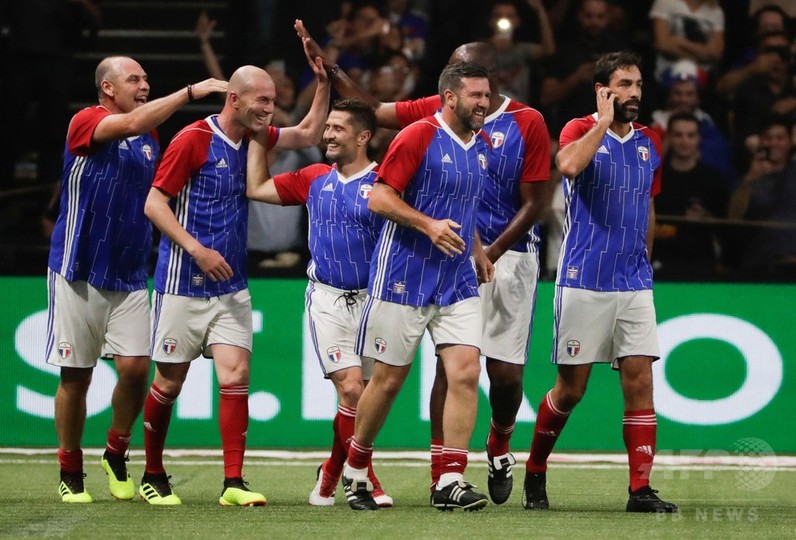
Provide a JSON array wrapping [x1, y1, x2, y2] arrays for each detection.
[[441, 153, 453, 164], [216, 158, 228, 169], [596, 145, 609, 154], [119, 140, 129, 150], [321, 183, 334, 192], [635, 445, 654, 457]]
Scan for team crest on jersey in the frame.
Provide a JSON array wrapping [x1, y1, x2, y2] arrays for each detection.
[[58, 342, 72, 359], [162, 338, 177, 355], [327, 346, 342, 363], [192, 274, 205, 287], [491, 131, 505, 148], [359, 184, 372, 199], [478, 153, 487, 170], [142, 144, 153, 161], [566, 340, 581, 357], [375, 338, 387, 354], [638, 146, 649, 161], [391, 281, 406, 295]]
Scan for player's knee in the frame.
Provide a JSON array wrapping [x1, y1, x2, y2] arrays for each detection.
[[338, 380, 364, 406], [555, 385, 586, 410], [117, 359, 150, 386], [448, 359, 481, 389]]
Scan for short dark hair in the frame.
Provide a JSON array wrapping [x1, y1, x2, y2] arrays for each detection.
[[592, 51, 642, 87], [331, 98, 377, 136], [438, 62, 489, 101], [760, 114, 792, 136], [667, 111, 699, 132]]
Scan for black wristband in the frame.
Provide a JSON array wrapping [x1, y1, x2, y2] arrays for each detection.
[[187, 84, 194, 102]]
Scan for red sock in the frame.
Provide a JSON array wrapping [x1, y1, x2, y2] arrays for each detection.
[[430, 438, 443, 489], [623, 408, 657, 491], [526, 391, 570, 473], [143, 384, 177, 475], [326, 405, 356, 479], [347, 437, 372, 470], [440, 447, 468, 476], [486, 419, 515, 457], [58, 448, 83, 474], [219, 385, 249, 479], [106, 429, 131, 457]]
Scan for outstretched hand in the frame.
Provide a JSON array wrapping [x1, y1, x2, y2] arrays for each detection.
[[294, 19, 336, 72], [190, 78, 228, 99]]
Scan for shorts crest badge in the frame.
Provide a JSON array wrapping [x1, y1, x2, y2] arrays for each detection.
[[375, 337, 387, 354], [566, 339, 581, 357], [327, 346, 342, 363], [58, 342, 72, 359], [162, 338, 177, 355]]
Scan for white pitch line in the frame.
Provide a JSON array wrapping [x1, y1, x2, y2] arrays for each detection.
[[2, 448, 795, 470]]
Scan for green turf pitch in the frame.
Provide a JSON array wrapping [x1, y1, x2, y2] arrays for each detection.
[[0, 454, 794, 539]]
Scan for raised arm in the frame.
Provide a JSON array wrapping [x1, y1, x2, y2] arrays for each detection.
[[195, 11, 226, 81], [556, 91, 613, 178], [294, 19, 403, 129], [93, 78, 227, 143], [246, 131, 283, 204], [276, 56, 330, 149]]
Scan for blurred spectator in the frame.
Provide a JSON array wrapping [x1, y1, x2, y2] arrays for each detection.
[[715, 5, 792, 99], [749, 0, 796, 19], [649, 0, 724, 84], [385, 0, 428, 61], [485, 0, 555, 105], [326, 2, 389, 86], [728, 31, 796, 169], [650, 59, 734, 183], [653, 112, 729, 280], [727, 116, 796, 280], [1, 0, 101, 187], [540, 0, 626, 136]]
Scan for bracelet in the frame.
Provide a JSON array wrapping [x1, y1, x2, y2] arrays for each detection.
[[186, 84, 194, 102]]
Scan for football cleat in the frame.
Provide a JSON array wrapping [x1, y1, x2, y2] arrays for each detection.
[[431, 480, 488, 511], [219, 477, 267, 507], [341, 474, 379, 510], [59, 471, 93, 503], [139, 472, 182, 506], [522, 472, 549, 510], [308, 464, 337, 506], [101, 451, 135, 500], [626, 486, 678, 513], [486, 451, 516, 504]]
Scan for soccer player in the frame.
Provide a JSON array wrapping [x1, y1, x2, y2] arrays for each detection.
[[47, 56, 226, 503], [295, 20, 551, 504], [246, 99, 392, 507], [342, 62, 494, 512], [523, 51, 678, 513], [140, 62, 330, 506]]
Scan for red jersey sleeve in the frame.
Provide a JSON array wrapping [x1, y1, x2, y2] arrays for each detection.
[[378, 120, 436, 193], [395, 96, 442, 128], [152, 121, 213, 197], [558, 116, 594, 149], [645, 127, 664, 198], [513, 105, 551, 183], [273, 163, 331, 205], [67, 107, 110, 156]]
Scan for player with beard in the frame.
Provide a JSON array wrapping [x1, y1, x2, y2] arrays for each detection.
[[522, 51, 678, 514], [341, 63, 495, 511]]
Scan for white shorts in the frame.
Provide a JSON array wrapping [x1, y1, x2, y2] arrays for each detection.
[[480, 250, 539, 365], [553, 287, 659, 369], [45, 269, 150, 368], [356, 296, 481, 367], [306, 281, 373, 380], [151, 289, 253, 363]]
